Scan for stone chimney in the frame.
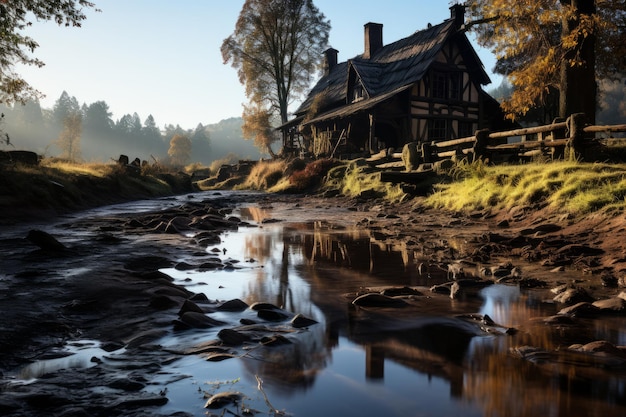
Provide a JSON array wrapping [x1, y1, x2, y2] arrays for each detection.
[[449, 4, 466, 29], [323, 48, 338, 76], [363, 22, 383, 59]]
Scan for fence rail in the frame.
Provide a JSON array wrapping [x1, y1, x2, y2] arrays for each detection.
[[373, 113, 626, 173]]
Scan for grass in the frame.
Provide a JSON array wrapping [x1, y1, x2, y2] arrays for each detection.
[[322, 159, 407, 202], [0, 158, 193, 222], [424, 159, 626, 216]]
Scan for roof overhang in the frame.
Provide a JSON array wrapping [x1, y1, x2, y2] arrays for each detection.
[[302, 84, 412, 126]]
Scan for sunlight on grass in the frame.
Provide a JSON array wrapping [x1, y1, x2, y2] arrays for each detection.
[[425, 160, 626, 216]]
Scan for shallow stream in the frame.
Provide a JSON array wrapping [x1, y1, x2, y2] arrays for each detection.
[[6, 192, 626, 416]]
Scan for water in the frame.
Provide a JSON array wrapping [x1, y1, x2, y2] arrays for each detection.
[[8, 194, 626, 416]]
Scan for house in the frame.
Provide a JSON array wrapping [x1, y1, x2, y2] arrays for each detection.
[[279, 4, 511, 159]]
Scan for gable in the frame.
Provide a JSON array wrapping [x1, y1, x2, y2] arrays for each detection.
[[294, 17, 490, 121]]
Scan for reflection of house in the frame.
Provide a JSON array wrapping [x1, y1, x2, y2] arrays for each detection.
[[279, 5, 510, 158]]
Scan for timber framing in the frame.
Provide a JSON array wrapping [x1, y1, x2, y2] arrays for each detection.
[[279, 4, 514, 159]]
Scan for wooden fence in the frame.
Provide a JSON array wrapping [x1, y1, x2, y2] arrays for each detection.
[[373, 113, 626, 173]]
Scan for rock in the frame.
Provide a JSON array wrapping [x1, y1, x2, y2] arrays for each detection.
[[553, 287, 594, 305], [352, 293, 408, 307], [26, 229, 66, 251], [558, 302, 599, 317], [218, 328, 250, 346], [174, 261, 197, 271], [261, 334, 292, 346], [217, 298, 249, 311], [107, 378, 146, 392], [290, 314, 318, 328], [257, 308, 290, 321], [149, 294, 179, 310], [204, 391, 243, 409], [178, 299, 205, 316], [380, 286, 422, 297], [592, 297, 626, 315], [250, 302, 282, 311], [178, 312, 224, 328], [123, 256, 173, 271]]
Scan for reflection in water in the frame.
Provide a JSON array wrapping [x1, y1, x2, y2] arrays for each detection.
[[159, 206, 626, 417]]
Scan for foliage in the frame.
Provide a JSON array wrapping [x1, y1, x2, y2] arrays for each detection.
[[322, 160, 407, 202], [56, 111, 82, 162], [425, 160, 626, 215], [241, 103, 278, 156], [241, 159, 288, 190], [464, 0, 626, 121], [288, 158, 338, 189], [167, 134, 192, 167], [0, 0, 97, 105], [222, 0, 330, 152]]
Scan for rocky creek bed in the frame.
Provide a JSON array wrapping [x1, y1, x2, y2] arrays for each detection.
[[1, 191, 626, 416]]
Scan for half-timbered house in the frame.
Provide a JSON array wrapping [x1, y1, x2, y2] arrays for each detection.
[[279, 4, 511, 158]]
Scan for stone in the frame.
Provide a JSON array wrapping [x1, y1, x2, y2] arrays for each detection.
[[352, 293, 408, 307], [290, 314, 318, 328], [592, 297, 626, 314], [553, 287, 594, 305], [218, 328, 250, 346], [217, 298, 249, 312], [178, 312, 224, 328], [26, 229, 66, 251], [558, 302, 599, 317]]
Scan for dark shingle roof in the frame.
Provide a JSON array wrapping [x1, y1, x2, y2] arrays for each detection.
[[293, 17, 489, 120]]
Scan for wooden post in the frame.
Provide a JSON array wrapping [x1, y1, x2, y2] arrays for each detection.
[[567, 113, 587, 161], [368, 113, 375, 153], [473, 129, 490, 162], [421, 142, 432, 163]]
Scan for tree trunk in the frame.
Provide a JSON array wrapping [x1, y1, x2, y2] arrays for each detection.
[[559, 0, 597, 124]]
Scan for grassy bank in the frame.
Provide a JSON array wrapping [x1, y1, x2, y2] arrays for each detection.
[[0, 159, 193, 223], [424, 159, 626, 216], [198, 157, 626, 219]]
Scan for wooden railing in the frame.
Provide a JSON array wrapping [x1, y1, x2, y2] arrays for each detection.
[[372, 114, 626, 171]]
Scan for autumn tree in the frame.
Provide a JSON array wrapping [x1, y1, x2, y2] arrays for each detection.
[[57, 111, 82, 162], [168, 134, 192, 167], [464, 0, 626, 123], [221, 0, 330, 155], [0, 0, 97, 105]]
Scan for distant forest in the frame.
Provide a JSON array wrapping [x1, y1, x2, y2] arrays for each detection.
[[0, 91, 267, 165]]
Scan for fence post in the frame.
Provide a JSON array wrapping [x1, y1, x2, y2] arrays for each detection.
[[421, 142, 432, 163], [474, 129, 490, 162], [567, 113, 586, 161]]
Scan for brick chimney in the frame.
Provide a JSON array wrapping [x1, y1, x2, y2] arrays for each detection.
[[449, 4, 466, 29], [323, 48, 338, 76], [363, 22, 383, 59]]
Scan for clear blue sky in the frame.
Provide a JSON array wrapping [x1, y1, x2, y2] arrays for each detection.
[[17, 0, 502, 129]]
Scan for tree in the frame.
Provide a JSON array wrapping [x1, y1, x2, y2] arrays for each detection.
[[241, 103, 277, 155], [222, 0, 330, 153], [464, 0, 626, 123], [0, 0, 97, 105], [168, 134, 192, 167], [56, 111, 82, 161]]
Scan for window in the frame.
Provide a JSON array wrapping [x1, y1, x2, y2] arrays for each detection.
[[431, 71, 462, 100], [449, 72, 461, 100], [428, 119, 447, 141], [352, 80, 365, 102], [432, 73, 447, 99]]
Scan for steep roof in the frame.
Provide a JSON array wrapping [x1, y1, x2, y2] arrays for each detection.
[[293, 17, 490, 120]]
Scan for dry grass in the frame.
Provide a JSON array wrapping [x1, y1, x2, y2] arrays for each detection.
[[0, 158, 191, 221], [425, 160, 626, 216]]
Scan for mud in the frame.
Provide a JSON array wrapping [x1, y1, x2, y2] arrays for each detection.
[[1, 192, 625, 416]]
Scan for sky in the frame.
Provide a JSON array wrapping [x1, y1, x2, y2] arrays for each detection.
[[17, 0, 503, 130]]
